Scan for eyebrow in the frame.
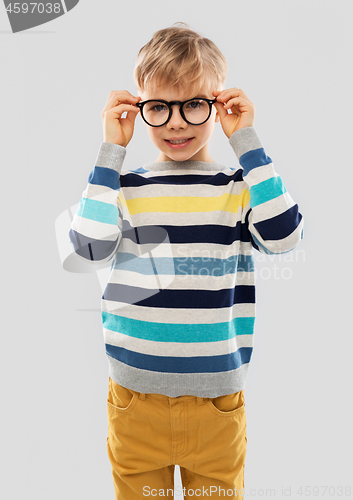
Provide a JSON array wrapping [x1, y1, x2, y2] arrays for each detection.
[[148, 95, 211, 101]]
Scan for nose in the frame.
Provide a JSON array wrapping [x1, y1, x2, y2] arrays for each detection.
[[166, 105, 187, 129]]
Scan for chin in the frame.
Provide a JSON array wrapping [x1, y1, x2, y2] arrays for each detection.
[[171, 154, 194, 162], [165, 149, 200, 162]]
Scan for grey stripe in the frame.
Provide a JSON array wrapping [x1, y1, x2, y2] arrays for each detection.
[[229, 126, 263, 159], [107, 355, 249, 397], [95, 142, 127, 172]]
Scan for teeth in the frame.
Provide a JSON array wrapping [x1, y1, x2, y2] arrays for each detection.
[[168, 139, 189, 144]]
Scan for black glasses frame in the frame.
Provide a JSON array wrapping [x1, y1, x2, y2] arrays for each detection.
[[136, 97, 217, 127]]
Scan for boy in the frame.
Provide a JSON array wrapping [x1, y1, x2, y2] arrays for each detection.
[[69, 24, 304, 500]]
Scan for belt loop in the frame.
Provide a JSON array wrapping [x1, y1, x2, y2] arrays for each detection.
[[138, 392, 146, 401]]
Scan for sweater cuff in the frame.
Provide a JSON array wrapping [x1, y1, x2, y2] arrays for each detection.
[[229, 126, 263, 160], [94, 142, 127, 173]]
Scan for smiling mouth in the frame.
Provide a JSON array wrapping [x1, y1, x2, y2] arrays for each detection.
[[165, 138, 194, 144]]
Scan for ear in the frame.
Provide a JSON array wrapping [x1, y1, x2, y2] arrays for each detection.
[[215, 110, 220, 123]]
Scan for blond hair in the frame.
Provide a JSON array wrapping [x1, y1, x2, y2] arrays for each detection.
[[134, 23, 228, 97]]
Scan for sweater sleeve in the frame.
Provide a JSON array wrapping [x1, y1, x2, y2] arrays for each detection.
[[229, 126, 304, 254], [68, 141, 127, 264]]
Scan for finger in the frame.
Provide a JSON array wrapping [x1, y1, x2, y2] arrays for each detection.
[[216, 89, 241, 102], [107, 94, 139, 106], [223, 96, 241, 108], [107, 90, 138, 100], [103, 91, 140, 109], [105, 103, 140, 120], [224, 96, 252, 111], [102, 96, 139, 117], [104, 90, 130, 106], [220, 88, 253, 105]]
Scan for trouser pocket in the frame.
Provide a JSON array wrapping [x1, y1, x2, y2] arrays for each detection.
[[206, 390, 245, 417]]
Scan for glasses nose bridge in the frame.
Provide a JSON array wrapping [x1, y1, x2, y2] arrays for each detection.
[[168, 101, 186, 125]]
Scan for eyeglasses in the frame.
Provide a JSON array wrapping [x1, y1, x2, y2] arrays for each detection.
[[136, 97, 217, 127]]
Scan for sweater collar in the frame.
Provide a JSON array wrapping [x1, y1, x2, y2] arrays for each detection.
[[142, 159, 226, 172]]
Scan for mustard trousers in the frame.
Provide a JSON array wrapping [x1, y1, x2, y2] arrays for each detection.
[[106, 377, 247, 499]]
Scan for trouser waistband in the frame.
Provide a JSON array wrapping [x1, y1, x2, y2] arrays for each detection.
[[137, 391, 208, 405]]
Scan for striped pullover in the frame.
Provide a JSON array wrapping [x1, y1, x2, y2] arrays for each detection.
[[69, 126, 304, 397]]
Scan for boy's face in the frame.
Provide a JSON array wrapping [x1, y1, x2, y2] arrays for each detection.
[[139, 82, 220, 163]]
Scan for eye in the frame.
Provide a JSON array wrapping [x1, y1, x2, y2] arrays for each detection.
[[152, 104, 168, 112], [186, 99, 205, 110]]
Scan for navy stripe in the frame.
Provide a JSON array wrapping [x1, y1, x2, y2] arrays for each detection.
[[253, 205, 302, 241], [121, 169, 244, 187], [105, 343, 253, 373], [103, 284, 255, 308], [121, 219, 253, 246], [88, 166, 120, 190]]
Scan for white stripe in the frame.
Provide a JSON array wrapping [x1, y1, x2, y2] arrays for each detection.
[[83, 183, 119, 204], [103, 328, 254, 357], [122, 181, 247, 199], [71, 214, 120, 240], [128, 207, 244, 227], [108, 268, 255, 289], [243, 162, 276, 185], [246, 191, 297, 220], [117, 240, 254, 262]]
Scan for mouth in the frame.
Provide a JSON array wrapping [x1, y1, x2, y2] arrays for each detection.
[[165, 137, 194, 149]]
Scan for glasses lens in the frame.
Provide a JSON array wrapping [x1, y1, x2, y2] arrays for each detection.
[[142, 101, 170, 126], [182, 99, 210, 125]]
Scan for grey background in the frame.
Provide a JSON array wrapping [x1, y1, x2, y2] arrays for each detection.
[[1, 1, 352, 499]]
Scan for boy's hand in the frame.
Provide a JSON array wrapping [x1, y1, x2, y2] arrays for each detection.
[[212, 88, 255, 138], [101, 91, 141, 147]]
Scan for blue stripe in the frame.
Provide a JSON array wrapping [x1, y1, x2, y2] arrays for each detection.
[[249, 176, 287, 207], [77, 198, 118, 225], [112, 253, 255, 274], [105, 343, 253, 373], [88, 166, 120, 190], [102, 311, 255, 342], [103, 283, 255, 309], [253, 205, 302, 240], [239, 148, 273, 176]]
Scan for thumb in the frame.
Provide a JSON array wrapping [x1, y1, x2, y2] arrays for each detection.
[[125, 106, 140, 125], [213, 101, 228, 122]]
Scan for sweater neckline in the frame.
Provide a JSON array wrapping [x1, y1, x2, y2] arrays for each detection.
[[142, 159, 226, 172]]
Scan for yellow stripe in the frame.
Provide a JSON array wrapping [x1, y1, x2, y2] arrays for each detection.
[[125, 190, 250, 215], [117, 191, 128, 209]]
